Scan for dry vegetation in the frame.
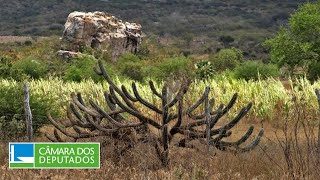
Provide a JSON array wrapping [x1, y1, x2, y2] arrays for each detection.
[[1, 80, 320, 180], [0, 121, 319, 179]]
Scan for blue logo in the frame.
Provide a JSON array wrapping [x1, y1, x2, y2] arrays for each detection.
[[9, 143, 34, 166]]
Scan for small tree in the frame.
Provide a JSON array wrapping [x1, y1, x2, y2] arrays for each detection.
[[210, 48, 243, 72], [264, 1, 320, 75]]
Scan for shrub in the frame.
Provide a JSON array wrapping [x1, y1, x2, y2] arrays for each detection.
[[116, 53, 145, 81], [120, 62, 144, 82], [307, 61, 320, 81], [0, 115, 25, 140], [12, 58, 48, 79], [234, 61, 280, 80], [64, 55, 106, 82], [0, 56, 28, 81], [210, 48, 243, 72], [148, 56, 193, 81], [0, 83, 57, 137], [194, 61, 215, 80], [118, 53, 141, 62], [136, 42, 150, 59]]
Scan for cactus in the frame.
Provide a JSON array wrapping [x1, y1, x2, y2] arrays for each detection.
[[46, 60, 264, 166]]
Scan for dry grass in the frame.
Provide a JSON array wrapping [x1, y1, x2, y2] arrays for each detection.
[[1, 94, 319, 179], [1, 121, 319, 180]]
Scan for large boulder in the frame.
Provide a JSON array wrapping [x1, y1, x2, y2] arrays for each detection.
[[61, 11, 142, 61]]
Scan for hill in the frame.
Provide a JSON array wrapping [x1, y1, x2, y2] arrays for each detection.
[[0, 0, 316, 58]]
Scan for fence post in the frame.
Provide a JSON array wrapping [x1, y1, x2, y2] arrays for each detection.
[[24, 83, 33, 142], [315, 89, 320, 161]]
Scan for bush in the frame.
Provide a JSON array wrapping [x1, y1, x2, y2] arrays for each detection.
[[64, 55, 106, 82], [0, 115, 25, 140], [307, 61, 320, 81], [120, 62, 144, 82], [210, 48, 243, 72], [0, 83, 58, 138], [194, 61, 215, 80], [234, 61, 280, 80], [147, 56, 193, 81], [116, 53, 145, 82], [0, 56, 28, 81], [118, 53, 141, 62], [12, 58, 48, 79]]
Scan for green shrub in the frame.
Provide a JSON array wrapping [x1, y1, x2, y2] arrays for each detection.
[[12, 58, 48, 79], [234, 61, 280, 80], [120, 62, 144, 82], [0, 115, 25, 140], [307, 61, 320, 81], [147, 56, 193, 81], [118, 53, 141, 62], [116, 53, 144, 81], [264, 2, 320, 73], [210, 48, 243, 72], [194, 61, 215, 80], [64, 55, 106, 82], [0, 56, 28, 81], [0, 83, 58, 137], [136, 42, 150, 59]]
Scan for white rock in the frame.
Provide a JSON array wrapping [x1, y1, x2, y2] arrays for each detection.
[[61, 11, 143, 61]]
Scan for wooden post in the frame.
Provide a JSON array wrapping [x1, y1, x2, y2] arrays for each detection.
[[24, 83, 33, 142], [315, 89, 320, 161]]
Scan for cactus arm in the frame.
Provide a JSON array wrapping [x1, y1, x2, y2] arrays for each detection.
[[121, 85, 138, 102], [89, 99, 144, 128], [169, 99, 183, 138], [210, 103, 252, 134], [110, 87, 162, 129], [83, 113, 120, 133], [209, 129, 228, 145], [47, 113, 100, 139], [76, 93, 86, 106], [45, 133, 58, 142], [67, 109, 94, 128], [166, 81, 190, 108], [187, 87, 210, 116], [218, 128, 264, 153], [132, 82, 163, 114], [221, 93, 238, 115], [149, 80, 162, 98], [54, 129, 65, 142], [70, 103, 86, 123], [71, 93, 102, 117]]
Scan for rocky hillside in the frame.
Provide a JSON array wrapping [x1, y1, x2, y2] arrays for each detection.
[[0, 0, 315, 57]]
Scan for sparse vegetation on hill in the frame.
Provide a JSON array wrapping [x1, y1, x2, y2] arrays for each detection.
[[0, 0, 316, 58]]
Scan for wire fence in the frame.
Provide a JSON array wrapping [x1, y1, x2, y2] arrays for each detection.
[[0, 113, 48, 119], [0, 113, 48, 142], [0, 83, 48, 142]]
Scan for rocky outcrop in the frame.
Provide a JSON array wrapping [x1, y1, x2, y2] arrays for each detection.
[[61, 11, 142, 61], [57, 50, 81, 60]]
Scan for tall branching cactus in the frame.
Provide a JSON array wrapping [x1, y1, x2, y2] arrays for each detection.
[[46, 60, 264, 166]]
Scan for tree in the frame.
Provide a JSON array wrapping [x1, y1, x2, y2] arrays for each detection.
[[219, 35, 235, 48], [264, 1, 320, 74], [210, 47, 243, 72]]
